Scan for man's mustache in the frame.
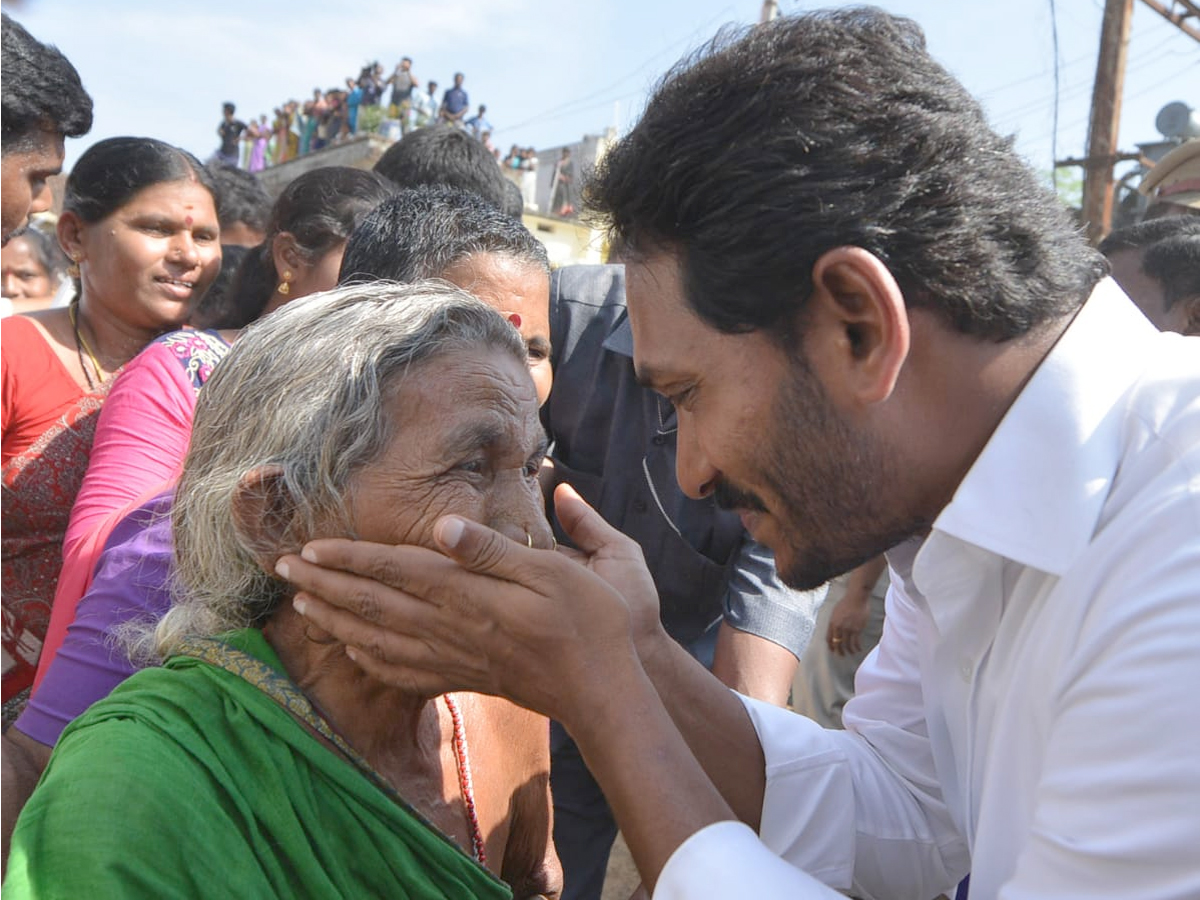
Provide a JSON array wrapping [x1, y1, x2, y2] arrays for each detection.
[[713, 479, 768, 514]]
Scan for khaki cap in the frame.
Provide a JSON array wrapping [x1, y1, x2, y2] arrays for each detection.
[[1139, 139, 1200, 210]]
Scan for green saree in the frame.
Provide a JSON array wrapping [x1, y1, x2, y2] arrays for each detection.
[[4, 629, 511, 899]]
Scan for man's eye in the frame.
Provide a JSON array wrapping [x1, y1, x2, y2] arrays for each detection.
[[666, 387, 694, 409]]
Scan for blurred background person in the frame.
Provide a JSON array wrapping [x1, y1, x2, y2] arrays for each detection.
[[1139, 138, 1200, 219], [1, 137, 219, 718], [1, 227, 69, 317], [374, 126, 517, 217], [1100, 216, 1200, 335], [1, 13, 92, 246], [211, 102, 244, 168], [204, 163, 272, 248]]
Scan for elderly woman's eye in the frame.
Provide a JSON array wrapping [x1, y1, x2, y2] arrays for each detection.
[[456, 459, 486, 474]]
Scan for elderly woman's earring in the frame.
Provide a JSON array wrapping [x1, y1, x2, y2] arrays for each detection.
[[277, 270, 293, 296]]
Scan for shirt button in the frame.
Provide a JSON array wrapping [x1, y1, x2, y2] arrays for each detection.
[[633, 499, 648, 513], [959, 661, 973, 683], [652, 434, 667, 446]]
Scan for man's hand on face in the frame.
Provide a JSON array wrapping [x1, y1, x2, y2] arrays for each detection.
[[275, 484, 665, 726]]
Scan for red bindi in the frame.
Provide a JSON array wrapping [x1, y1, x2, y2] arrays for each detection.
[[184, 215, 194, 227], [508, 313, 522, 328]]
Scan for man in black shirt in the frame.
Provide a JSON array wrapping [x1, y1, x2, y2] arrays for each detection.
[[214, 102, 245, 168]]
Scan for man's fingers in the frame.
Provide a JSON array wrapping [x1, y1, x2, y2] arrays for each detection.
[[288, 587, 494, 696], [553, 483, 638, 559], [290, 538, 459, 601], [433, 515, 544, 580], [342, 644, 464, 697]]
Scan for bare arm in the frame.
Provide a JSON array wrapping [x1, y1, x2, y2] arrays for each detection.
[[493, 700, 563, 899], [710, 622, 798, 706], [2, 728, 52, 873], [826, 556, 886, 656]]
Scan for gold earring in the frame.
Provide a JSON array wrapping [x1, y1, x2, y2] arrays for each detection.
[[277, 281, 290, 296]]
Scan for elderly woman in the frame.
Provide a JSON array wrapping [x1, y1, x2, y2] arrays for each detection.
[[4, 283, 560, 899]]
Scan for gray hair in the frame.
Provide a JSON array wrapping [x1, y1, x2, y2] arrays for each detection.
[[152, 280, 527, 658]]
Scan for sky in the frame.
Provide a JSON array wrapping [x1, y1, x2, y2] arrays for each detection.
[[4, 0, 1197, 189]]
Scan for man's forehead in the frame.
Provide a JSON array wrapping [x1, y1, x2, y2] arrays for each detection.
[[624, 253, 702, 386], [25, 129, 66, 169]]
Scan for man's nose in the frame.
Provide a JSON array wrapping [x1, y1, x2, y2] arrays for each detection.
[[674, 419, 718, 500], [29, 180, 53, 217]]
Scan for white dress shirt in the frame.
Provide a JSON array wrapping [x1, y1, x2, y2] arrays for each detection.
[[656, 280, 1200, 899]]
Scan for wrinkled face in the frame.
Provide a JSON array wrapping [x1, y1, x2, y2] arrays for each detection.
[[441, 253, 553, 406], [626, 252, 912, 590], [346, 345, 553, 551], [1, 235, 56, 302], [66, 179, 221, 331], [1, 129, 65, 247]]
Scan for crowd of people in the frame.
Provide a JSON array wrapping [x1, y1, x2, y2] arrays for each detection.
[[2, 8, 1199, 900], [213, 58, 506, 172]]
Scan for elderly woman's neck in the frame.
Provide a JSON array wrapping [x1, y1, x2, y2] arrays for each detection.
[[263, 607, 440, 764]]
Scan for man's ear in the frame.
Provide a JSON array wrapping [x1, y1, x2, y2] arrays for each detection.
[[231, 465, 295, 573], [1182, 295, 1200, 337], [802, 246, 910, 407]]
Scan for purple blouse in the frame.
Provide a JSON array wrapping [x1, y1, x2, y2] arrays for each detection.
[[16, 490, 174, 746]]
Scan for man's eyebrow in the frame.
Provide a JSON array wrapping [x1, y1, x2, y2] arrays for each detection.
[[633, 363, 670, 391]]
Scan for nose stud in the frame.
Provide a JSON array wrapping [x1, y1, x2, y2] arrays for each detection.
[[525, 530, 534, 548]]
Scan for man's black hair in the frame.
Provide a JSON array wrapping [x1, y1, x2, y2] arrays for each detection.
[[339, 184, 547, 285], [1101, 217, 1200, 311], [587, 7, 1105, 342], [1, 13, 93, 153], [205, 164, 272, 234], [373, 126, 513, 215], [1098, 216, 1200, 255]]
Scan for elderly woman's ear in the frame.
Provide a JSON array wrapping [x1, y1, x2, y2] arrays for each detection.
[[231, 466, 298, 573]]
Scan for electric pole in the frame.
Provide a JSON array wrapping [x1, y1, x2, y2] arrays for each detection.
[[1081, 0, 1133, 244]]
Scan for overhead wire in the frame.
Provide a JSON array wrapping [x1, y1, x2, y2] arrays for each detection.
[[1050, 0, 1062, 188], [492, 4, 738, 139]]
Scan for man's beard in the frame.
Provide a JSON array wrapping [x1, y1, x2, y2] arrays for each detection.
[[719, 354, 927, 590]]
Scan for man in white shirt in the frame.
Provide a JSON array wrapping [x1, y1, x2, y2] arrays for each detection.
[[277, 8, 1200, 899]]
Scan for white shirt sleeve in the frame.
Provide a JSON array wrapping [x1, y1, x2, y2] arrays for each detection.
[[653, 821, 846, 899], [655, 572, 969, 900]]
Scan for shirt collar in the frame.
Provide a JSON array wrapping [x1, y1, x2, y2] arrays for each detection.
[[929, 278, 1161, 577], [602, 310, 635, 358]]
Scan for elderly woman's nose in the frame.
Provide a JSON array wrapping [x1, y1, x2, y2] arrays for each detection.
[[490, 478, 554, 549]]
